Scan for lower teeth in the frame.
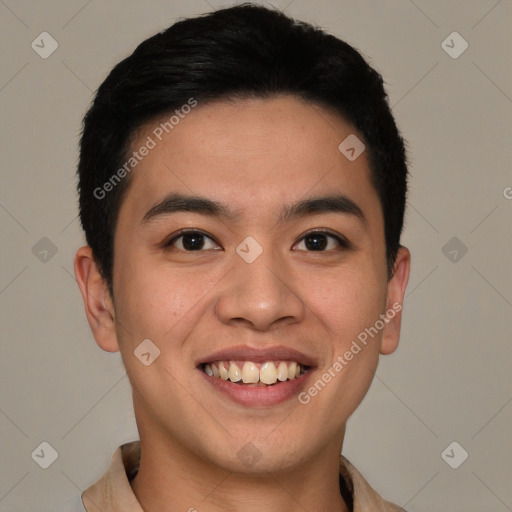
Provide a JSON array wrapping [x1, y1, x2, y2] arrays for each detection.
[[234, 380, 278, 386]]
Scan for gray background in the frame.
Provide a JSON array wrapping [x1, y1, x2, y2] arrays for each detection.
[[1, 0, 511, 510]]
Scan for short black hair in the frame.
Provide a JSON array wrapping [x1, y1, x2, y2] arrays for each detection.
[[77, 3, 408, 296]]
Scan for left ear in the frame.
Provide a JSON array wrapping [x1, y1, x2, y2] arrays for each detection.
[[380, 246, 411, 355]]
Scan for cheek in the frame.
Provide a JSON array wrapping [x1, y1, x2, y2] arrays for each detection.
[[113, 255, 220, 346], [306, 266, 387, 344], [311, 269, 385, 415]]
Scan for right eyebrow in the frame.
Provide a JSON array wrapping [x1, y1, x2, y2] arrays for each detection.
[[141, 193, 243, 225]]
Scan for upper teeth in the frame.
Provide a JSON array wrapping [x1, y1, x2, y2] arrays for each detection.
[[203, 361, 305, 385]]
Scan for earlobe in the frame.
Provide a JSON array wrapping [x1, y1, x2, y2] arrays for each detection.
[[74, 246, 120, 353], [380, 246, 411, 355]]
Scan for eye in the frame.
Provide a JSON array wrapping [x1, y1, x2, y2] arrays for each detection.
[[293, 230, 350, 252], [164, 230, 221, 251], [162, 229, 349, 252]]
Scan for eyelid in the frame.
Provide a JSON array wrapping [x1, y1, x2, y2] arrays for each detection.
[[293, 228, 352, 250], [161, 228, 221, 249]]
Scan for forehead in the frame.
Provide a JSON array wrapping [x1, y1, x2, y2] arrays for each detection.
[[117, 96, 382, 231]]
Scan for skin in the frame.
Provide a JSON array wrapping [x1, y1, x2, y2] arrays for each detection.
[[75, 96, 410, 512]]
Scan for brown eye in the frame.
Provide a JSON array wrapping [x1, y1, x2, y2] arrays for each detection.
[[165, 230, 220, 251], [294, 231, 349, 252]]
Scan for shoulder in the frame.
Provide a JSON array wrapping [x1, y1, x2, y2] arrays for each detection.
[[340, 455, 406, 512]]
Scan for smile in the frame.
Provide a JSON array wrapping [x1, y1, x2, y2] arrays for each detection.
[[202, 361, 309, 385]]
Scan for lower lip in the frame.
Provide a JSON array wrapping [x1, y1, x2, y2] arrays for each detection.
[[199, 369, 313, 407]]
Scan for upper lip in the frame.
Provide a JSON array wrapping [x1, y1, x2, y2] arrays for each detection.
[[196, 345, 317, 368]]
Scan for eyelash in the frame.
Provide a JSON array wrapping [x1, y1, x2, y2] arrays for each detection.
[[162, 229, 351, 252]]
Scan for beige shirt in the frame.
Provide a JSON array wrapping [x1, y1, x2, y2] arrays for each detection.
[[81, 441, 405, 512]]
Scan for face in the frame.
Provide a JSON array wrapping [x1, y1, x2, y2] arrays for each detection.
[[76, 96, 409, 474]]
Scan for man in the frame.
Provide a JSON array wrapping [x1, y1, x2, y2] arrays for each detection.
[[74, 4, 410, 511]]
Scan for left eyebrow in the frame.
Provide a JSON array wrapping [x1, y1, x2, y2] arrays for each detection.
[[276, 194, 367, 228], [141, 192, 367, 228]]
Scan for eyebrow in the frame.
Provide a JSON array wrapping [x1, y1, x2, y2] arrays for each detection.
[[141, 192, 367, 227]]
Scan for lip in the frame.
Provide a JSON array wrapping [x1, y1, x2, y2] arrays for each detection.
[[195, 344, 318, 367], [199, 367, 314, 406], [196, 345, 317, 407]]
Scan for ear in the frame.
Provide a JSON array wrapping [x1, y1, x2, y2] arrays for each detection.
[[380, 246, 411, 355], [74, 245, 119, 352]]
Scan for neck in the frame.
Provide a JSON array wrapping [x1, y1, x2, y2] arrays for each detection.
[[130, 431, 349, 512]]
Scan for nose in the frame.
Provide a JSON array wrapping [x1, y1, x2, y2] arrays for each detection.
[[214, 247, 306, 332]]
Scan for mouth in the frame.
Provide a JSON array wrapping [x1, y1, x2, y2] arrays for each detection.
[[196, 345, 316, 406], [201, 360, 310, 386]]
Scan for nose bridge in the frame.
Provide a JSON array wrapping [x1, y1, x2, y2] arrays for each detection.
[[215, 243, 305, 331]]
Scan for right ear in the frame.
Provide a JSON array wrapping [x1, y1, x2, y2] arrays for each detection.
[[74, 246, 119, 352]]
